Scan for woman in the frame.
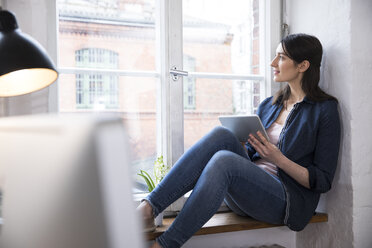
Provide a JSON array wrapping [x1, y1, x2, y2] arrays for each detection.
[[138, 33, 341, 248]]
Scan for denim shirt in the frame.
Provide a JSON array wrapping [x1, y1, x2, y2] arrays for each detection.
[[245, 96, 341, 231]]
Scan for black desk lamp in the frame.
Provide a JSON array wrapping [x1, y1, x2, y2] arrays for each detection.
[[0, 9, 58, 97]]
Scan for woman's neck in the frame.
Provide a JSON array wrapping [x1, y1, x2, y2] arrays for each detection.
[[287, 80, 305, 104]]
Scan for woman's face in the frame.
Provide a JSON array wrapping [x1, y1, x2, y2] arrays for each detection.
[[271, 43, 302, 83]]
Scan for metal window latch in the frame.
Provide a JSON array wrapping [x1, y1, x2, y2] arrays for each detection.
[[169, 66, 188, 81]]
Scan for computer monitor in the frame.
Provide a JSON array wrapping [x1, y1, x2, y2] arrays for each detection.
[[0, 114, 144, 248]]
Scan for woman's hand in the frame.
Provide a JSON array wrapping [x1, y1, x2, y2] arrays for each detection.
[[247, 131, 285, 165], [248, 131, 310, 189]]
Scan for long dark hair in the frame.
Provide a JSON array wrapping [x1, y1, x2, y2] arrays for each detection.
[[272, 33, 337, 105]]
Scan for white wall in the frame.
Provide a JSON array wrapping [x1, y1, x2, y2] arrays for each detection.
[[350, 1, 372, 247], [288, 0, 372, 247]]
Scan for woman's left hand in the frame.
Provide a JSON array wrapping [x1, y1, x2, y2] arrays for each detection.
[[248, 131, 285, 165], [249, 131, 310, 189]]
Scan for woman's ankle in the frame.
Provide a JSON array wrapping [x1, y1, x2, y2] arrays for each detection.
[[138, 200, 154, 219]]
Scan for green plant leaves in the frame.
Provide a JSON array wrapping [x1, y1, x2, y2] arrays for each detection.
[[138, 156, 170, 192], [137, 170, 155, 192], [154, 155, 170, 185]]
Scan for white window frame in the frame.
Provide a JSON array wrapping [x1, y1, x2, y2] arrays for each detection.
[[44, 0, 281, 212], [156, 0, 282, 213]]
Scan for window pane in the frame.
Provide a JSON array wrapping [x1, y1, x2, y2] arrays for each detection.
[[59, 74, 157, 193], [184, 79, 259, 151], [58, 0, 156, 71], [120, 77, 157, 193], [183, 0, 260, 74], [183, 0, 262, 152], [57, 0, 158, 194]]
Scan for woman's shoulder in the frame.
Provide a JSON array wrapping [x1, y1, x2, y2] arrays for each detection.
[[259, 96, 275, 107], [315, 99, 339, 112], [312, 99, 340, 123], [256, 96, 279, 119], [257, 96, 275, 113]]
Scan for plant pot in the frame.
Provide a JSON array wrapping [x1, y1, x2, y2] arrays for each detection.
[[154, 211, 164, 227]]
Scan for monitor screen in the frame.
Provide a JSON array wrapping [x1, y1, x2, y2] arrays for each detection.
[[0, 114, 144, 248]]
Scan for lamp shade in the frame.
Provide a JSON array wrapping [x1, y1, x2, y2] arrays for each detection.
[[0, 10, 58, 97]]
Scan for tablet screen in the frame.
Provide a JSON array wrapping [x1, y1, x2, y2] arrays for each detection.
[[218, 115, 270, 142]]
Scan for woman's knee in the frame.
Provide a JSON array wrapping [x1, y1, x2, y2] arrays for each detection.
[[204, 150, 236, 175], [209, 126, 236, 141], [204, 150, 253, 178]]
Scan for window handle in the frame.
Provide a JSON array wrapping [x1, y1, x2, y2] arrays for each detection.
[[169, 66, 188, 81]]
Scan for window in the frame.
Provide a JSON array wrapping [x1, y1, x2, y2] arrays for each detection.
[[74, 48, 119, 109], [181, 0, 266, 154], [234, 80, 248, 114], [76, 74, 83, 105], [58, 0, 158, 195], [57, 0, 277, 205], [183, 55, 196, 110]]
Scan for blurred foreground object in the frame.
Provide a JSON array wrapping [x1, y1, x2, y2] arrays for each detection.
[[0, 114, 144, 248]]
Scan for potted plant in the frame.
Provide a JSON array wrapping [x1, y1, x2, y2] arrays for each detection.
[[137, 155, 170, 226]]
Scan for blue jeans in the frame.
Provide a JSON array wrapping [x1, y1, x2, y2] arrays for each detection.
[[146, 126, 287, 248]]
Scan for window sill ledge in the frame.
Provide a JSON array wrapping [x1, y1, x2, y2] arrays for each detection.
[[146, 211, 328, 240]]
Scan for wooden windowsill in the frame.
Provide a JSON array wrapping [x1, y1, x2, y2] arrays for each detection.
[[146, 211, 328, 240]]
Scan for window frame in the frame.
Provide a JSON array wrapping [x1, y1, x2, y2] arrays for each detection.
[[50, 0, 282, 211]]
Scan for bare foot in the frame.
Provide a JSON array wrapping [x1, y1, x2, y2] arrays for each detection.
[[137, 200, 156, 232], [150, 241, 162, 248]]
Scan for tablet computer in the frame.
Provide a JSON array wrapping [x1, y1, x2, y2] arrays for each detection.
[[218, 114, 270, 142]]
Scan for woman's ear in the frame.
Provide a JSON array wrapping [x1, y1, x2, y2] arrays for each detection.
[[298, 60, 310, 72]]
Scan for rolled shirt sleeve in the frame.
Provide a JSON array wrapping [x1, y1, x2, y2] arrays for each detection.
[[307, 100, 341, 193]]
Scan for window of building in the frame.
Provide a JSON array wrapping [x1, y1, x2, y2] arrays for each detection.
[[183, 55, 196, 110], [234, 80, 248, 113], [74, 48, 119, 109], [56, 0, 277, 204], [76, 74, 83, 105]]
